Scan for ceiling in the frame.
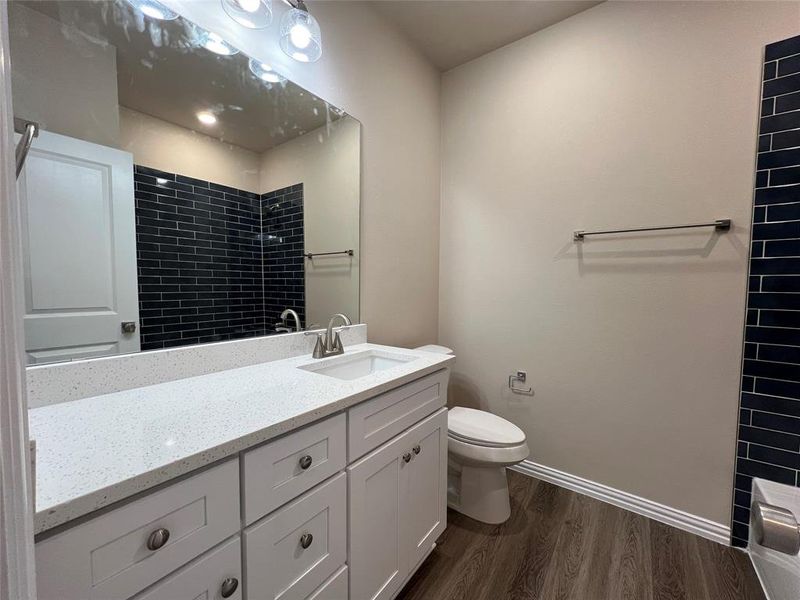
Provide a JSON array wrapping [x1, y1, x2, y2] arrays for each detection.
[[20, 1, 344, 153], [369, 0, 603, 71]]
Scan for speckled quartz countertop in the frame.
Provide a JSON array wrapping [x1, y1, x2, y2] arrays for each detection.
[[28, 343, 454, 535]]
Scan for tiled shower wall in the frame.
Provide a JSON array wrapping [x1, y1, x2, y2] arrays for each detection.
[[733, 33, 800, 547], [133, 165, 304, 351]]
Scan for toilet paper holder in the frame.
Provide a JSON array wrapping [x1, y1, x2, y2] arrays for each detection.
[[751, 501, 800, 555]]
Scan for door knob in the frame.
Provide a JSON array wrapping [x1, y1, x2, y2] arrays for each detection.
[[121, 321, 137, 334], [146, 528, 170, 551], [403, 453, 412, 463], [413, 445, 421, 455], [220, 577, 239, 598], [300, 532, 313, 549], [299, 455, 313, 470]]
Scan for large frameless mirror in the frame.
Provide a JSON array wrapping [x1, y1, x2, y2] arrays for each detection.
[[8, 0, 360, 365]]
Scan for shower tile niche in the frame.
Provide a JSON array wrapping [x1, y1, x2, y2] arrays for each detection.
[[133, 165, 305, 350]]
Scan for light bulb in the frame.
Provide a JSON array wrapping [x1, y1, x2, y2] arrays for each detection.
[[235, 0, 261, 12], [197, 111, 217, 125], [279, 4, 321, 63], [289, 23, 311, 49], [124, 0, 179, 20], [248, 58, 285, 84], [221, 0, 272, 29], [201, 31, 239, 56]]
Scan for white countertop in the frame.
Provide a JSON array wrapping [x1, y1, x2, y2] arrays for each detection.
[[28, 343, 453, 534]]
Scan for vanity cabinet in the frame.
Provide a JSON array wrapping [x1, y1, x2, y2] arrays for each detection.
[[34, 368, 449, 600], [348, 408, 448, 600]]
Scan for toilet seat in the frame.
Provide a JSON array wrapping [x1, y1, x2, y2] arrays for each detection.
[[448, 407, 526, 448]]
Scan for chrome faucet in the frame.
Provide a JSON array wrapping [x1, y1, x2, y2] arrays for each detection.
[[311, 313, 352, 358], [278, 308, 302, 332]]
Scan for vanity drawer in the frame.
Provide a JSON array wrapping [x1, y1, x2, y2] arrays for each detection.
[[245, 473, 346, 600], [36, 459, 240, 600], [348, 369, 448, 460], [306, 565, 348, 600], [243, 413, 346, 524], [133, 536, 241, 600]]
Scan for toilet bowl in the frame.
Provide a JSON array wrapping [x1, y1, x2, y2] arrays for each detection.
[[415, 345, 530, 524]]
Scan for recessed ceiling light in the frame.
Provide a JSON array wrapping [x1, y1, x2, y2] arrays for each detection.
[[200, 31, 239, 56], [197, 111, 218, 125], [123, 0, 179, 21]]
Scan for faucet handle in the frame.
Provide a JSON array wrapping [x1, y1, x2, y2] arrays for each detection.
[[312, 334, 325, 359], [332, 332, 344, 353]]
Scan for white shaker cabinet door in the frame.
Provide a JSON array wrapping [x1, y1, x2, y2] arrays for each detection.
[[348, 408, 448, 600]]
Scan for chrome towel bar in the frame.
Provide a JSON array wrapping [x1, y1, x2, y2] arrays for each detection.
[[304, 249, 354, 259], [573, 219, 731, 241]]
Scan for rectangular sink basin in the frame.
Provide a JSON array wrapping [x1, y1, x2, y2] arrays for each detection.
[[298, 350, 417, 381]]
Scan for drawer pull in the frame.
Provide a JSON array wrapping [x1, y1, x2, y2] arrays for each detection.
[[403, 452, 412, 463], [413, 445, 421, 455], [299, 455, 313, 470], [220, 577, 239, 598], [300, 532, 313, 549], [146, 528, 170, 551]]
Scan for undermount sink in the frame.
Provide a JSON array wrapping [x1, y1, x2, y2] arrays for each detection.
[[298, 349, 417, 381]]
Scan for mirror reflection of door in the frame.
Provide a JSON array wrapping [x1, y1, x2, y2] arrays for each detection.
[[17, 130, 140, 363]]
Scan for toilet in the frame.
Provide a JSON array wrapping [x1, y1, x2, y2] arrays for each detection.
[[415, 345, 530, 524]]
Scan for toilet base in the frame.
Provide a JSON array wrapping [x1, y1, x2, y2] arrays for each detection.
[[447, 464, 511, 524]]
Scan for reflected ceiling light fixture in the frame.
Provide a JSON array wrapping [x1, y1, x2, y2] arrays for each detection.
[[248, 58, 286, 84], [279, 0, 322, 63], [123, 0, 179, 21], [221, 0, 272, 29], [200, 30, 240, 56], [196, 111, 218, 125]]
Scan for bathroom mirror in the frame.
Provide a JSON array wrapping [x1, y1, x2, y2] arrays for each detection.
[[8, 0, 360, 364]]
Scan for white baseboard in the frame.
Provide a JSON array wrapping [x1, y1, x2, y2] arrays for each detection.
[[509, 459, 731, 546]]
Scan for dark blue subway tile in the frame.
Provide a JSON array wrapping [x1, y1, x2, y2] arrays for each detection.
[[761, 275, 800, 292], [752, 241, 764, 258], [744, 359, 800, 382], [758, 147, 800, 169], [765, 60, 778, 80], [760, 109, 800, 133], [763, 98, 775, 117], [750, 275, 762, 292], [740, 424, 800, 452], [767, 35, 800, 61], [767, 203, 800, 222], [754, 379, 800, 401], [754, 207, 767, 224], [747, 310, 759, 326], [764, 74, 800, 99], [746, 324, 800, 343], [736, 457, 796, 484], [779, 54, 800, 78], [745, 342, 758, 359], [743, 376, 755, 392], [756, 183, 800, 204], [756, 171, 769, 188], [750, 259, 800, 275], [753, 221, 800, 240], [777, 90, 800, 114], [749, 444, 800, 469], [771, 165, 800, 186], [765, 240, 800, 257]]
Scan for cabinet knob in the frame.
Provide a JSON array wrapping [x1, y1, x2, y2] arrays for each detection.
[[299, 455, 313, 470], [300, 532, 314, 549], [413, 445, 421, 455], [220, 577, 239, 598], [146, 528, 170, 551], [403, 453, 412, 463]]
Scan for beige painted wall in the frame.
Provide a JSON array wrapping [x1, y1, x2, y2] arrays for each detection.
[[118, 107, 261, 192], [440, 0, 800, 526], [260, 117, 360, 326], [9, 3, 120, 147], [169, 0, 441, 347]]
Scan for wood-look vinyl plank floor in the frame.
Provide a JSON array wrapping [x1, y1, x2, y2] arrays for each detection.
[[395, 471, 765, 600]]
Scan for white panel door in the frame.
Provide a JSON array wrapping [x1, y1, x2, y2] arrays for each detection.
[[16, 130, 139, 363]]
